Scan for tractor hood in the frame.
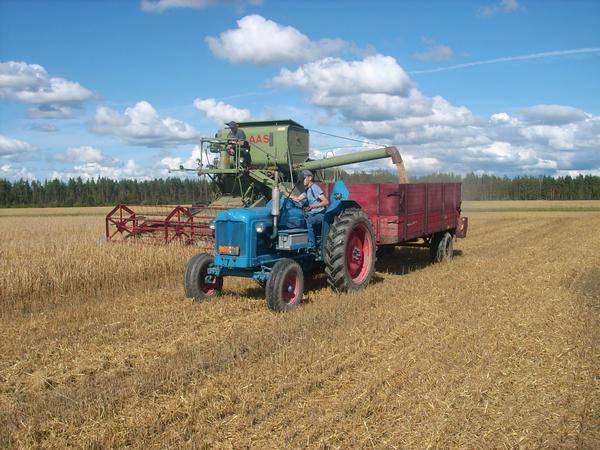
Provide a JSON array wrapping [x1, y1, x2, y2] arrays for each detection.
[[215, 207, 271, 223], [215, 199, 305, 230]]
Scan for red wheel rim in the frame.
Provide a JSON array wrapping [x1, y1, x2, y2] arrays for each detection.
[[281, 271, 300, 304], [345, 223, 373, 284], [200, 265, 222, 295]]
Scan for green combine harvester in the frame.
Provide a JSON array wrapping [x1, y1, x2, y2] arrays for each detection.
[[105, 119, 408, 247]]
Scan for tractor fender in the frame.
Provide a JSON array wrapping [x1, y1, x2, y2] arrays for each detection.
[[339, 199, 361, 211], [324, 199, 360, 223]]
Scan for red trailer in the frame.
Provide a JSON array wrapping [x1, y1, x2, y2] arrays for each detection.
[[321, 181, 468, 259]]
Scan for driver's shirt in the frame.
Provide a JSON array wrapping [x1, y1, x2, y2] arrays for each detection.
[[228, 129, 247, 140], [305, 183, 325, 215]]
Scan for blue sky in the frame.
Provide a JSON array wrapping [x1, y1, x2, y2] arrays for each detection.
[[1, 0, 599, 181]]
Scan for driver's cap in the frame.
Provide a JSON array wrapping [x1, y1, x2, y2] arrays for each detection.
[[297, 169, 313, 182]]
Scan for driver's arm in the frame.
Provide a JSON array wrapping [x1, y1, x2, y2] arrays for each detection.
[[286, 192, 305, 202], [308, 193, 330, 210]]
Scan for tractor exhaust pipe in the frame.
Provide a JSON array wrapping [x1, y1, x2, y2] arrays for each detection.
[[270, 171, 280, 239]]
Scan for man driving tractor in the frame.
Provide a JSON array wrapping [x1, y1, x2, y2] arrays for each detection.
[[286, 169, 330, 249]]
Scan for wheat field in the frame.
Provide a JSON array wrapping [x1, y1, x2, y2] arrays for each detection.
[[1, 201, 598, 448]]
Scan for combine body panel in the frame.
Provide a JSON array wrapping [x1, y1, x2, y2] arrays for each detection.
[[221, 119, 309, 168]]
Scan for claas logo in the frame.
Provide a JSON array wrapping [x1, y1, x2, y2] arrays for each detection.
[[249, 134, 270, 144]]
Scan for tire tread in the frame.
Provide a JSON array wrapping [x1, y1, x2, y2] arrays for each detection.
[[323, 208, 376, 292]]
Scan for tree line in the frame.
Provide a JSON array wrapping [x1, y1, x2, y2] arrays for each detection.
[[0, 177, 216, 207], [1, 172, 599, 207]]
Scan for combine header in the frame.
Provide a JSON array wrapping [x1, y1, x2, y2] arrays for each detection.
[[105, 119, 407, 247], [105, 204, 226, 249]]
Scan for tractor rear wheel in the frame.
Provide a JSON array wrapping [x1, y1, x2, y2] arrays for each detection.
[[184, 253, 223, 300], [266, 259, 304, 312], [430, 232, 454, 263], [324, 208, 376, 292]]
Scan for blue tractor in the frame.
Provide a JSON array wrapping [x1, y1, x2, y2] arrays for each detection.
[[183, 181, 377, 312]]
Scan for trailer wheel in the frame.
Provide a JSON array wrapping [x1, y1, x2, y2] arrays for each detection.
[[324, 208, 376, 292], [430, 232, 454, 263], [184, 253, 223, 300], [266, 259, 304, 312]]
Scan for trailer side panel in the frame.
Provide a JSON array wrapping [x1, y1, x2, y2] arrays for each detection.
[[343, 181, 463, 245]]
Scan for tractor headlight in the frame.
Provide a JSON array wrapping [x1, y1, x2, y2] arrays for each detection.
[[209, 221, 215, 230], [255, 222, 265, 233]]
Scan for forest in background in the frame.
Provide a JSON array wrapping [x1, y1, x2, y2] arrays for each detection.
[[1, 172, 599, 207]]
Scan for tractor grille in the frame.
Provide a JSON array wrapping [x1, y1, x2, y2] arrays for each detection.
[[215, 221, 245, 256]]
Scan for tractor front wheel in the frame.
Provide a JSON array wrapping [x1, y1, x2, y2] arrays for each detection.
[[324, 208, 376, 292], [184, 253, 223, 300], [266, 259, 304, 312]]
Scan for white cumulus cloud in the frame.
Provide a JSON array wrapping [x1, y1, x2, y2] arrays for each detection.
[[413, 45, 454, 62], [1, 164, 35, 180], [51, 159, 148, 181], [273, 54, 473, 137], [141, 0, 262, 13], [0, 61, 93, 118], [158, 145, 203, 175], [518, 104, 589, 125], [0, 134, 36, 157], [193, 98, 251, 124], [479, 0, 520, 17], [27, 104, 79, 119], [206, 15, 347, 65], [30, 123, 59, 132], [273, 55, 413, 101], [55, 146, 106, 163], [91, 101, 199, 147], [519, 124, 578, 150], [490, 112, 520, 125], [413, 38, 454, 62], [271, 50, 599, 175]]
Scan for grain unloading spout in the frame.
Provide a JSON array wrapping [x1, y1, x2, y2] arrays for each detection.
[[297, 146, 409, 183], [384, 146, 409, 183]]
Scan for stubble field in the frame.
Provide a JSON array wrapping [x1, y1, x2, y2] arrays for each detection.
[[1, 201, 599, 448]]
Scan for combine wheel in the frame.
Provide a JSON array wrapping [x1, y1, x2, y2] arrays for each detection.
[[324, 208, 376, 292], [266, 259, 304, 312], [430, 232, 454, 263], [184, 253, 223, 300]]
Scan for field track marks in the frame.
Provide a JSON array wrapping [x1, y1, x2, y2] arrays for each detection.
[[2, 212, 599, 448], [18, 217, 596, 446]]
